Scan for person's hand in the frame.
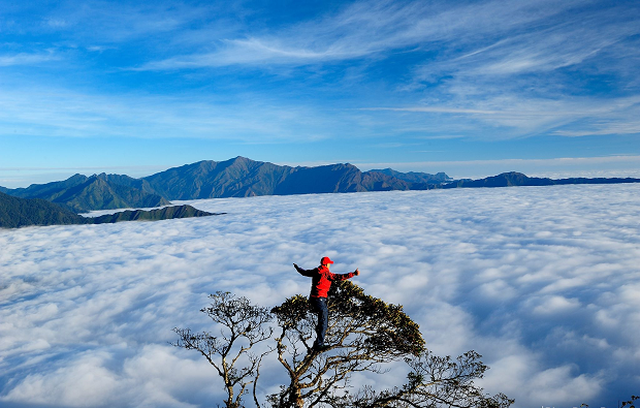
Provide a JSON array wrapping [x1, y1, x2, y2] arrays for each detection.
[[355, 268, 360, 276]]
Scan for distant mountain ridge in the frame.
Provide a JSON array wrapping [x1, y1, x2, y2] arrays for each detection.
[[141, 156, 445, 199], [1, 157, 454, 211], [441, 171, 640, 188], [2, 158, 639, 220], [4, 173, 169, 213], [2, 157, 455, 228]]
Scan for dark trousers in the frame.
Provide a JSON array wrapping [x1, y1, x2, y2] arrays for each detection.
[[309, 297, 328, 347]]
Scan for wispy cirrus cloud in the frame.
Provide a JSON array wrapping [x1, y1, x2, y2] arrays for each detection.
[[0, 85, 351, 142], [125, 0, 640, 143], [363, 95, 640, 139], [388, 2, 640, 138], [136, 0, 591, 70], [35, 1, 206, 43], [0, 51, 59, 66]]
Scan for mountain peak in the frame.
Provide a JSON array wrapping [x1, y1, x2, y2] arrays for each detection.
[[231, 156, 251, 162], [496, 171, 527, 177]]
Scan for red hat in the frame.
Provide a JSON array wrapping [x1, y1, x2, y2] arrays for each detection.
[[321, 256, 334, 265]]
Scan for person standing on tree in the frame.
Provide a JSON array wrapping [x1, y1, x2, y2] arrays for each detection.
[[293, 257, 360, 351]]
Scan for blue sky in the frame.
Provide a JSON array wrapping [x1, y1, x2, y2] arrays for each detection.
[[1, 0, 639, 187]]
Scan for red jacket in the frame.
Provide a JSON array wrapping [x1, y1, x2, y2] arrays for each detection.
[[295, 264, 357, 298]]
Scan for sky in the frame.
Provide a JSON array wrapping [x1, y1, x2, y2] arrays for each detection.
[[1, 0, 640, 187], [1, 185, 640, 408]]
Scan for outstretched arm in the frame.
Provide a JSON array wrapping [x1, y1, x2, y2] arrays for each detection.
[[293, 263, 315, 277], [328, 268, 361, 281]]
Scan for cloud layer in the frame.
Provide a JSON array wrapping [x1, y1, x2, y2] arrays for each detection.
[[1, 185, 639, 407]]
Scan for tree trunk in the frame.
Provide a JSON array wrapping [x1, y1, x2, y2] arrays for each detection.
[[287, 382, 303, 408]]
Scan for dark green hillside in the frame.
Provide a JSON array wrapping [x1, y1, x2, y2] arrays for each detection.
[[90, 205, 219, 224], [0, 191, 86, 228]]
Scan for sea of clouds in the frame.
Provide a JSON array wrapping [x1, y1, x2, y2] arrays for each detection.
[[1, 185, 639, 408]]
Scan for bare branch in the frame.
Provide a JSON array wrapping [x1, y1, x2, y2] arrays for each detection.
[[174, 292, 274, 408]]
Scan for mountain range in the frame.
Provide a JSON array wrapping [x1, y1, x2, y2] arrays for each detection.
[[141, 156, 451, 199], [1, 156, 639, 228], [0, 173, 169, 213], [0, 157, 452, 212]]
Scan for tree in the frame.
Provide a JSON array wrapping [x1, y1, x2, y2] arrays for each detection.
[[175, 283, 513, 408], [621, 396, 639, 408], [268, 280, 512, 408], [581, 395, 638, 408], [268, 280, 424, 408], [173, 292, 273, 408], [329, 350, 513, 408]]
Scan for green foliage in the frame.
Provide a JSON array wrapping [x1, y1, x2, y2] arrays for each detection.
[[581, 396, 638, 408], [328, 280, 425, 356], [621, 395, 639, 408], [271, 280, 424, 358]]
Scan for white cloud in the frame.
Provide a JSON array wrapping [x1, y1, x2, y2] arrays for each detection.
[[0, 85, 352, 143], [4, 0, 640, 150], [365, 95, 640, 140], [0, 51, 59, 66], [136, 0, 591, 70], [2, 184, 640, 407], [529, 295, 582, 316], [481, 353, 603, 406], [38, 1, 208, 43]]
